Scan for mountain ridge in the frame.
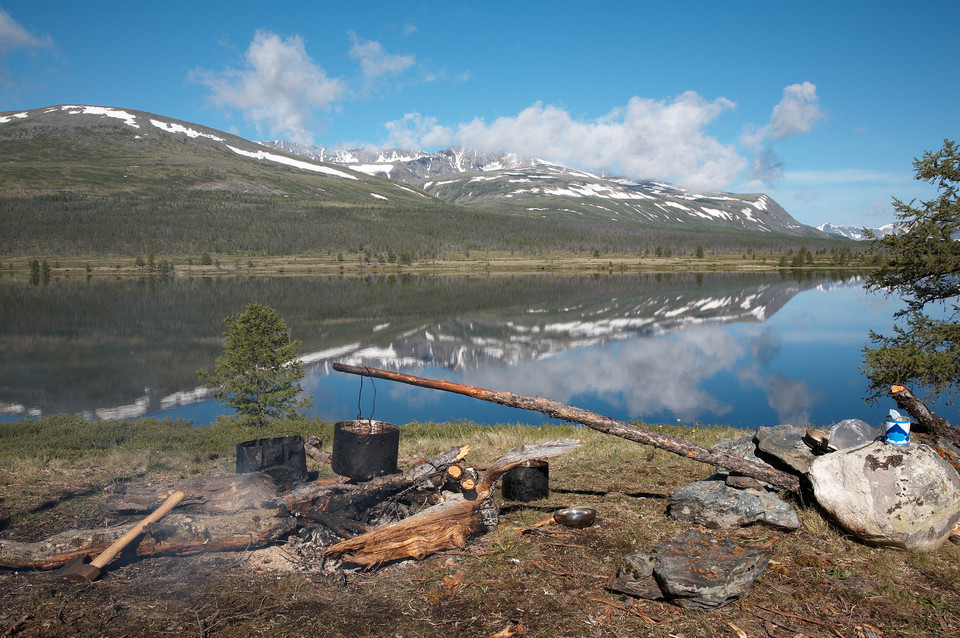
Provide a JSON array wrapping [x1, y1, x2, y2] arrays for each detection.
[[1, 104, 849, 257], [263, 140, 829, 237], [816, 222, 896, 240]]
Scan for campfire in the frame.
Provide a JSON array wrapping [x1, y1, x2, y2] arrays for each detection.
[[2, 366, 955, 591]]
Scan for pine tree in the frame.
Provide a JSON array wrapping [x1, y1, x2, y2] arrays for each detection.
[[198, 303, 312, 426], [861, 139, 960, 405]]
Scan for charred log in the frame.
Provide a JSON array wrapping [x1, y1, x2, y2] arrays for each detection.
[[325, 439, 580, 568]]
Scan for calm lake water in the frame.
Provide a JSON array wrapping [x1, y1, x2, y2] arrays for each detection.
[[2, 271, 955, 430]]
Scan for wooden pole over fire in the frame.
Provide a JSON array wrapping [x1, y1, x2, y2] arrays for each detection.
[[332, 363, 801, 493]]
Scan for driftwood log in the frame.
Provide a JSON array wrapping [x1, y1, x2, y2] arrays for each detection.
[[325, 439, 580, 568], [332, 364, 801, 493]]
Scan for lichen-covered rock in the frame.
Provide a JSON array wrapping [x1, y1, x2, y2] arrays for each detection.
[[610, 529, 769, 610], [808, 441, 960, 551], [669, 479, 800, 530]]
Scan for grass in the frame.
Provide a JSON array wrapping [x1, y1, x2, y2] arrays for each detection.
[[1, 415, 958, 636]]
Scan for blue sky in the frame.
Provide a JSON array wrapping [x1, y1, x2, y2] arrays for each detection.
[[1, 1, 956, 228]]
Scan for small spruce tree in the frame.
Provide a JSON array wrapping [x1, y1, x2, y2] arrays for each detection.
[[198, 303, 312, 426]]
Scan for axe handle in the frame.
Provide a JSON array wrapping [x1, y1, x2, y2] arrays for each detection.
[[91, 490, 186, 569]]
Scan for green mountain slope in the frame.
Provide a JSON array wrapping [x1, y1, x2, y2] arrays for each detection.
[[0, 105, 845, 257]]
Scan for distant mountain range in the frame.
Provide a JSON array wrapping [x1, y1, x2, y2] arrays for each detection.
[[264, 140, 828, 237], [816, 222, 896, 241], [0, 104, 851, 257]]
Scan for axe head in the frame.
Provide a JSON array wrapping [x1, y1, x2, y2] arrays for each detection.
[[57, 554, 103, 582]]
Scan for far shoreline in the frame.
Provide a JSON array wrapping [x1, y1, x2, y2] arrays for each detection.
[[0, 250, 875, 281]]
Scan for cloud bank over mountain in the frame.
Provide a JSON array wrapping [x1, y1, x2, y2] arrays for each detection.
[[191, 28, 825, 192]]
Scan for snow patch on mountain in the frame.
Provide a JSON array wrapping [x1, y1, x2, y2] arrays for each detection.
[[60, 105, 140, 128], [150, 119, 224, 142], [227, 146, 358, 179]]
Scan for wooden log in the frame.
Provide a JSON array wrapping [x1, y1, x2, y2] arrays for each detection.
[[332, 364, 801, 493], [303, 434, 331, 463], [98, 472, 278, 515], [324, 439, 580, 567], [0, 510, 295, 570]]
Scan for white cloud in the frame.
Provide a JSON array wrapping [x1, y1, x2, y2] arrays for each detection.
[[193, 30, 345, 144], [0, 9, 52, 53], [770, 81, 825, 139], [348, 31, 415, 82], [742, 82, 825, 150], [860, 200, 891, 218], [384, 112, 452, 149], [0, 9, 54, 85], [392, 92, 746, 191], [785, 168, 908, 185]]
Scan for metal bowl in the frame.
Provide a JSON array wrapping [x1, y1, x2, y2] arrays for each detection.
[[553, 507, 597, 529]]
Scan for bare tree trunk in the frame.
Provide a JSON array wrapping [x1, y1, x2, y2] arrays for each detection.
[[332, 364, 801, 493]]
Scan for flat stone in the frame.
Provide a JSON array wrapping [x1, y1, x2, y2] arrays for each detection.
[[755, 424, 817, 474], [611, 529, 769, 610], [808, 440, 960, 551], [712, 433, 777, 489], [725, 474, 767, 490], [669, 479, 800, 530]]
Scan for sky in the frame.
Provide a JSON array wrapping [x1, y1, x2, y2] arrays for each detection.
[[1, 1, 957, 228]]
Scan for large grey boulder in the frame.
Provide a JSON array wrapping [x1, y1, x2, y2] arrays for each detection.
[[669, 479, 800, 530], [808, 441, 960, 551], [610, 529, 769, 610]]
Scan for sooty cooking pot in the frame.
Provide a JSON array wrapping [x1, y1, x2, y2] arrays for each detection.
[[331, 420, 400, 481], [236, 435, 308, 488]]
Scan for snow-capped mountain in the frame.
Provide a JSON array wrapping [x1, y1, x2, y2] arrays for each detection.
[[816, 222, 897, 240], [264, 141, 828, 237]]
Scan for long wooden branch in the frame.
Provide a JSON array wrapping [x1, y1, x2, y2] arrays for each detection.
[[332, 363, 801, 492]]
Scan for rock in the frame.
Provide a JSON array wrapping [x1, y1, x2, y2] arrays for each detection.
[[755, 424, 817, 474], [608, 551, 661, 600], [611, 529, 769, 610], [712, 434, 761, 463], [808, 441, 960, 551], [712, 433, 775, 489], [668, 479, 800, 530]]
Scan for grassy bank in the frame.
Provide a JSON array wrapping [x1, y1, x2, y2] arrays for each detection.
[[0, 249, 875, 282], [1, 415, 958, 637]]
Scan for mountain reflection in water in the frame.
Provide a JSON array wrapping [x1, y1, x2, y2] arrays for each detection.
[[2, 272, 954, 429]]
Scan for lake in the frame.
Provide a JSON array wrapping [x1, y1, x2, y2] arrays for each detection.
[[2, 271, 955, 430]]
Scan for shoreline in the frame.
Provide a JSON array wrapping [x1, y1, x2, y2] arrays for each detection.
[[0, 251, 874, 281]]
